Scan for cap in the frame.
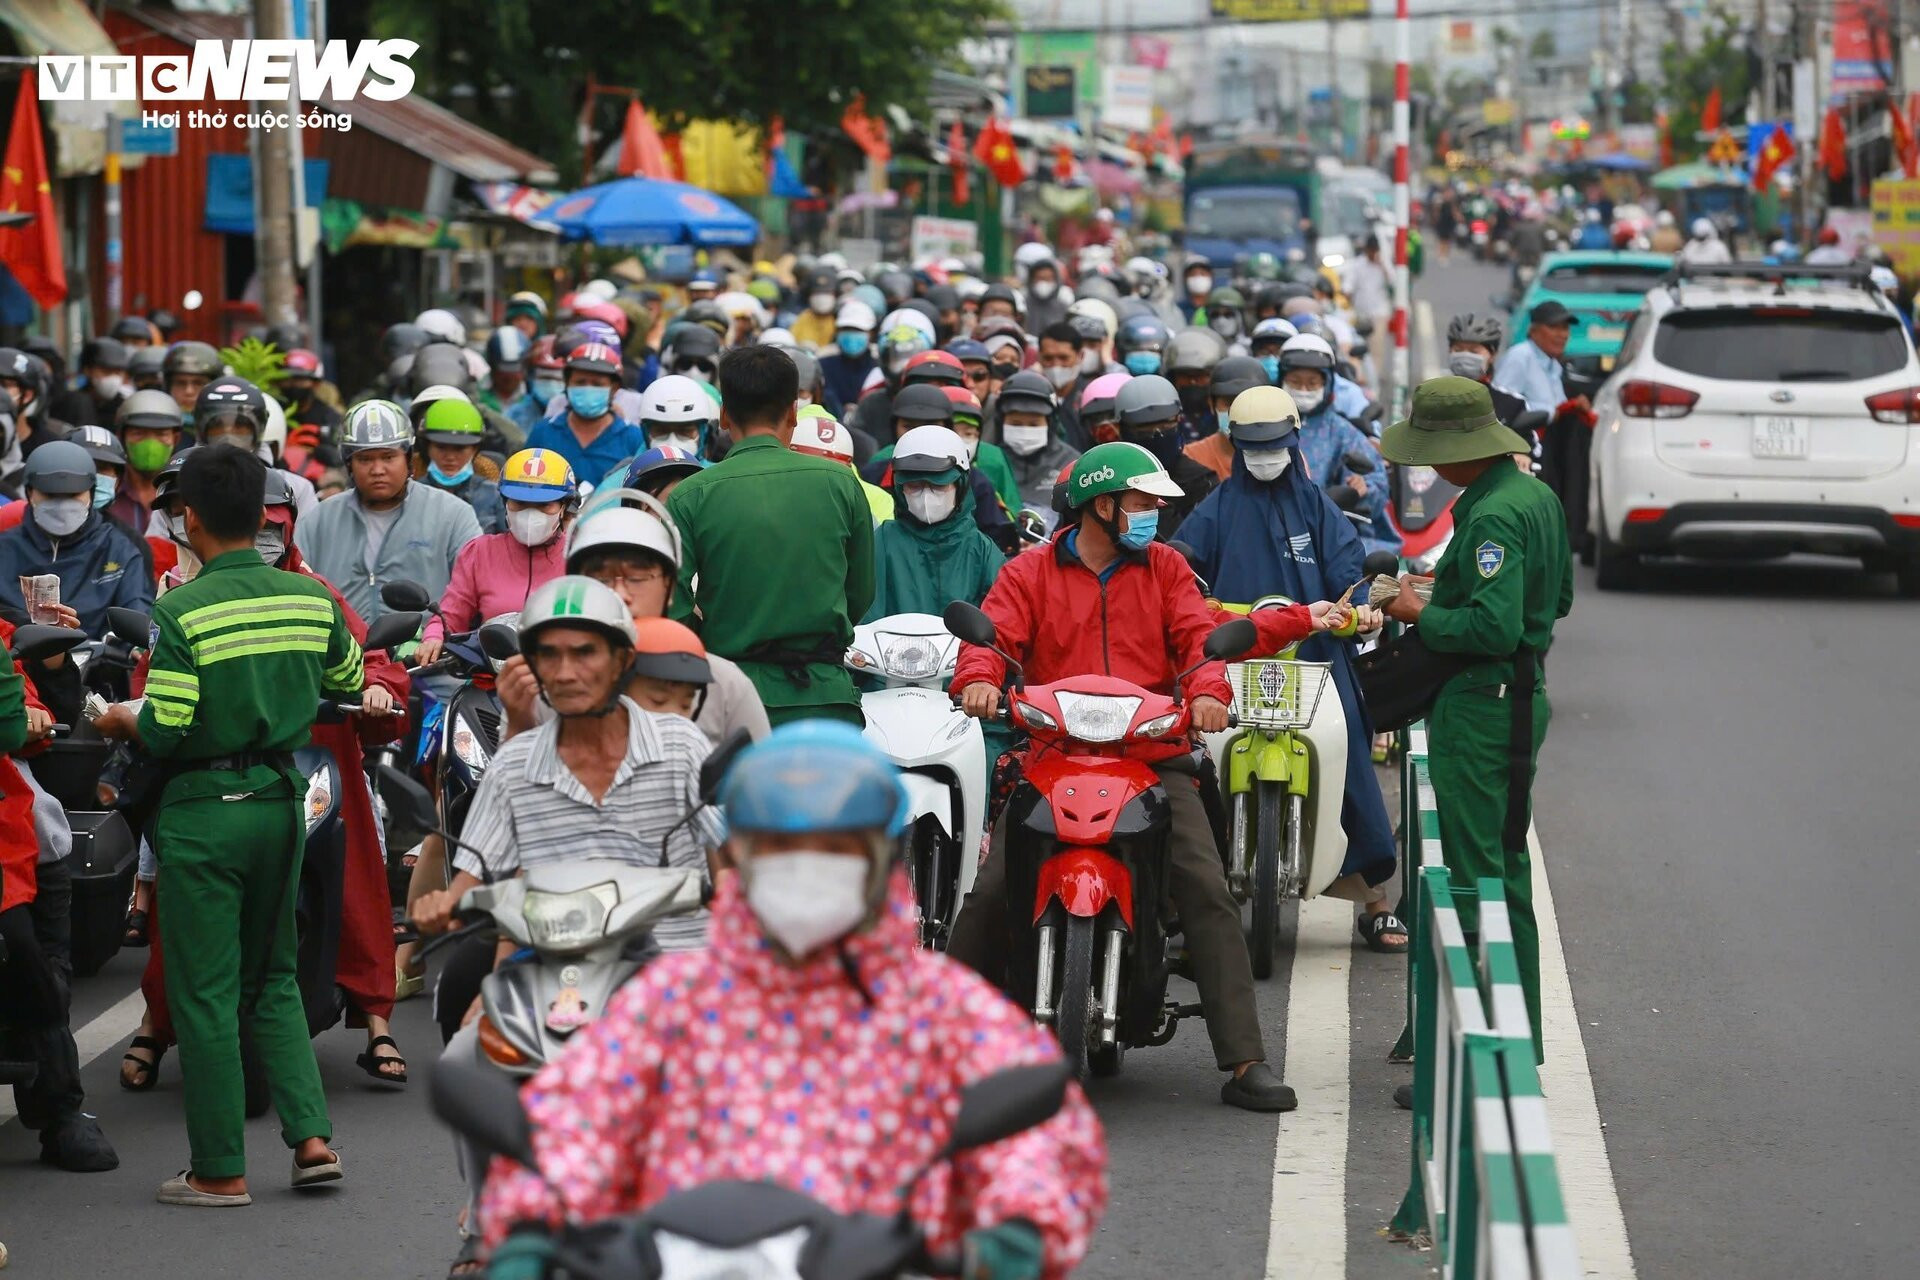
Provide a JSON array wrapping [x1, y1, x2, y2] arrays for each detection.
[[1529, 300, 1579, 328]]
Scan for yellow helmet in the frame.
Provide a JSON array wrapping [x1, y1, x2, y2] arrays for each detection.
[[500, 448, 578, 503]]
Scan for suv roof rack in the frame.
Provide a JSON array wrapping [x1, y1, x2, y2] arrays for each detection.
[[1662, 260, 1881, 300]]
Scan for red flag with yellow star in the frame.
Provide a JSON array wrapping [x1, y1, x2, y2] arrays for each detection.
[[1890, 101, 1919, 179], [972, 116, 1027, 187], [1751, 124, 1794, 193], [0, 76, 65, 309]]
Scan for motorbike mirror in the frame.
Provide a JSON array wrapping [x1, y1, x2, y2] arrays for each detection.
[[428, 1051, 538, 1170], [946, 1061, 1069, 1155], [1202, 617, 1259, 663], [1362, 550, 1401, 580], [1512, 409, 1549, 434], [364, 611, 423, 653], [1358, 401, 1385, 425], [698, 728, 753, 805], [107, 607, 152, 648], [1353, 316, 1375, 338], [1349, 339, 1369, 360], [941, 600, 996, 647], [9, 625, 87, 664], [373, 762, 438, 834], [1328, 484, 1362, 511], [477, 622, 521, 663], [380, 580, 432, 613], [1343, 449, 1377, 475]]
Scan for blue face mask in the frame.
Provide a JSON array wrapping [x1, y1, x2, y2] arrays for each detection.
[[1260, 355, 1281, 382], [1123, 351, 1161, 376], [1216, 409, 1233, 436], [567, 384, 612, 419], [91, 474, 117, 510], [531, 376, 564, 404], [428, 460, 474, 487], [1117, 507, 1159, 551], [836, 331, 870, 358]]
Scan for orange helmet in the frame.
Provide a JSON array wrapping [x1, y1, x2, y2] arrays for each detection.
[[631, 617, 712, 684]]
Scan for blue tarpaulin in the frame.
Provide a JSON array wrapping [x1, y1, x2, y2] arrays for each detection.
[[204, 154, 329, 235]]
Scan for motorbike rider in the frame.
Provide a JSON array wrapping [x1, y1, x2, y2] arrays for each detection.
[[1166, 328, 1230, 448], [1206, 287, 1250, 353], [1115, 314, 1172, 377], [515, 338, 564, 436], [474, 719, 1108, 1280], [1185, 355, 1268, 481], [1491, 300, 1590, 545], [416, 449, 577, 666], [788, 268, 840, 352], [1677, 216, 1732, 264], [523, 340, 646, 481], [279, 348, 342, 443], [1248, 317, 1298, 385], [1276, 335, 1397, 553], [413, 397, 507, 534], [791, 408, 894, 526], [476, 328, 534, 426], [0, 441, 152, 635], [818, 298, 879, 414], [862, 383, 1016, 549], [1179, 254, 1215, 322], [992, 368, 1079, 521], [622, 443, 710, 504], [193, 376, 320, 515], [1175, 388, 1406, 950], [1076, 370, 1131, 445], [1445, 312, 1536, 463], [1023, 253, 1072, 331], [865, 424, 1003, 624], [1110, 375, 1218, 538], [295, 400, 483, 623], [949, 443, 1345, 1112], [50, 336, 130, 428], [161, 341, 222, 419], [635, 372, 721, 465]]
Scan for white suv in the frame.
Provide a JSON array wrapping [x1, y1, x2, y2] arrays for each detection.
[[1588, 262, 1920, 595]]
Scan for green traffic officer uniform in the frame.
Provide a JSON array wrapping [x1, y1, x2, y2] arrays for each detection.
[[1381, 377, 1572, 1063], [667, 433, 875, 727], [138, 550, 365, 1177]]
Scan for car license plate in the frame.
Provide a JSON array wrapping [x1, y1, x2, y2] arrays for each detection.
[[1588, 325, 1625, 343], [1751, 415, 1808, 459]]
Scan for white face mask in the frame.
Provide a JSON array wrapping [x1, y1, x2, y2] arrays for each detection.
[[94, 374, 126, 400], [1188, 273, 1213, 296], [167, 511, 191, 546], [1030, 279, 1058, 300], [32, 496, 89, 538], [809, 292, 835, 315], [255, 527, 287, 565], [1001, 424, 1049, 456], [655, 432, 700, 453], [1447, 350, 1490, 380], [1042, 364, 1077, 391], [905, 485, 958, 524], [508, 507, 561, 547], [1080, 348, 1103, 375], [1244, 449, 1292, 482], [745, 851, 871, 958], [960, 435, 980, 461]]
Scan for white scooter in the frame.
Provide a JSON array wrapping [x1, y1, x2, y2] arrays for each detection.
[[846, 613, 987, 950]]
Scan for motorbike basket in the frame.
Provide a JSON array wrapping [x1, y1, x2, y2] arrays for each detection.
[[1229, 660, 1331, 731]]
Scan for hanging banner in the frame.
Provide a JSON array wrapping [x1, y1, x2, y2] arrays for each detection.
[[1103, 66, 1155, 131], [1210, 0, 1369, 21], [910, 216, 978, 262]]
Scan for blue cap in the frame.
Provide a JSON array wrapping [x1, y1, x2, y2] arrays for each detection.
[[944, 337, 991, 364], [720, 720, 909, 836]]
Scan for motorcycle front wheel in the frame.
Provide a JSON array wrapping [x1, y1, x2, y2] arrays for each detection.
[[1054, 913, 1096, 1079], [1249, 780, 1284, 980]]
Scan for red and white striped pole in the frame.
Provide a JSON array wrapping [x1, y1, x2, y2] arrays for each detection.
[[1390, 0, 1411, 415]]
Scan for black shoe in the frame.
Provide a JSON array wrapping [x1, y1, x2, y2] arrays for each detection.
[[1393, 1083, 1413, 1111], [1221, 1063, 1298, 1112], [39, 1113, 119, 1172]]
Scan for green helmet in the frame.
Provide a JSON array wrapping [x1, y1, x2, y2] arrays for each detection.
[[341, 399, 414, 456], [519, 575, 637, 650], [1065, 441, 1185, 509], [1246, 251, 1281, 281], [420, 397, 484, 444]]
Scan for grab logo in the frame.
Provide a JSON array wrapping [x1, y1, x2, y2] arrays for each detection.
[[1078, 465, 1115, 489]]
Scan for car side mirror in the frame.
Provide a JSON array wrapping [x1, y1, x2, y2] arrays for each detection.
[[945, 1061, 1069, 1155], [429, 1051, 537, 1169], [380, 580, 431, 613], [477, 622, 520, 663], [372, 762, 438, 833], [106, 607, 151, 648], [1203, 617, 1258, 662], [364, 611, 423, 653], [9, 625, 87, 664], [698, 728, 753, 805]]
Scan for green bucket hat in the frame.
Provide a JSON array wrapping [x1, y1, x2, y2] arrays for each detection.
[[1379, 376, 1532, 466]]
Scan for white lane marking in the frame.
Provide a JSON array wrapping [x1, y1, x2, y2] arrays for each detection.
[[1532, 825, 1639, 1278], [0, 987, 145, 1125], [1414, 299, 1439, 381], [1264, 896, 1351, 1279]]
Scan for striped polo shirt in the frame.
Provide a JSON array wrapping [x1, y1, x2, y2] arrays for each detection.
[[454, 696, 724, 951]]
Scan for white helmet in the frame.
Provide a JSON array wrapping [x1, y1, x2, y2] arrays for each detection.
[[1067, 297, 1118, 341], [1870, 264, 1899, 295], [261, 395, 287, 454], [1014, 242, 1055, 271], [410, 383, 472, 412], [892, 423, 972, 474], [1125, 256, 1166, 283], [581, 278, 619, 302], [519, 575, 637, 649], [791, 409, 854, 463], [1252, 317, 1299, 343], [715, 290, 766, 323], [816, 251, 849, 273], [758, 327, 796, 347], [835, 299, 877, 332], [1656, 209, 1676, 228], [955, 278, 988, 302], [568, 487, 682, 569], [415, 307, 466, 346], [1690, 217, 1715, 240], [640, 374, 716, 428], [1280, 333, 1337, 362], [878, 307, 936, 344]]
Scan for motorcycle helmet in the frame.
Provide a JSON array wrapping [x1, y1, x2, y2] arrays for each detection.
[[380, 322, 431, 365], [564, 341, 623, 380], [118, 388, 187, 432], [624, 445, 710, 494], [128, 346, 167, 391], [1206, 287, 1248, 342], [1077, 371, 1132, 427], [499, 447, 579, 504], [890, 383, 956, 430], [667, 325, 722, 380], [566, 497, 682, 575], [995, 370, 1054, 421], [1066, 297, 1118, 343], [683, 300, 731, 337], [162, 340, 222, 382], [1276, 334, 1336, 416], [631, 617, 713, 687], [1063, 440, 1183, 509], [1114, 374, 1181, 429], [340, 399, 415, 458], [1445, 311, 1505, 353], [900, 349, 964, 388], [779, 345, 822, 397], [1115, 316, 1172, 376], [519, 575, 636, 651], [485, 326, 530, 371], [1226, 385, 1303, 445], [414, 307, 467, 347], [719, 720, 910, 889], [409, 384, 474, 433], [111, 315, 160, 345], [408, 342, 474, 396], [1165, 327, 1228, 378], [878, 319, 934, 376], [193, 376, 269, 447], [790, 408, 855, 464], [1210, 355, 1270, 403], [420, 396, 485, 445], [890, 424, 972, 478]]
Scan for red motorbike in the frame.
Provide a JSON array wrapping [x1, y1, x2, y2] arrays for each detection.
[[943, 603, 1255, 1079]]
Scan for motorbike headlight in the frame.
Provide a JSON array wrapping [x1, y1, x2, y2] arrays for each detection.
[[1013, 699, 1057, 731], [451, 713, 490, 772], [1321, 252, 1345, 268], [651, 1225, 808, 1279], [1135, 711, 1181, 738], [521, 881, 619, 950], [302, 765, 331, 833], [1053, 691, 1142, 743], [876, 632, 950, 681]]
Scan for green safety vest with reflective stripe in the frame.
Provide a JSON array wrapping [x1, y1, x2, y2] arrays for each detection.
[[136, 549, 364, 760]]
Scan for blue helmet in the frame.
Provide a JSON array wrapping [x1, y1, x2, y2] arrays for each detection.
[[624, 445, 708, 494], [720, 720, 909, 837]]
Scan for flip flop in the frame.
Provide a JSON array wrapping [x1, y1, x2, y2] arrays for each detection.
[[156, 1171, 250, 1207], [355, 1035, 408, 1087], [395, 956, 425, 1002], [291, 1149, 344, 1189], [120, 1036, 167, 1092], [1356, 910, 1410, 954], [123, 907, 150, 948]]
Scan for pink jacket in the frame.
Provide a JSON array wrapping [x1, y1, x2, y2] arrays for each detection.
[[479, 872, 1108, 1276], [422, 532, 566, 643]]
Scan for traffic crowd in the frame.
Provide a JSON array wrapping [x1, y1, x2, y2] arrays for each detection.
[[0, 234, 1570, 1280]]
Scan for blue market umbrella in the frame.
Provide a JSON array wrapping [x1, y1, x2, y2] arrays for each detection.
[[544, 176, 760, 247]]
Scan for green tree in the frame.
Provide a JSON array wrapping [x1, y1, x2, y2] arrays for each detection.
[[364, 0, 1006, 178], [1528, 31, 1557, 61], [1659, 8, 1752, 151]]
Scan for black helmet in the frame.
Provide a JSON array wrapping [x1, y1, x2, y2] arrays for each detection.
[[194, 376, 268, 444], [0, 348, 48, 416], [995, 369, 1055, 419], [683, 300, 730, 336], [890, 383, 955, 427], [875, 270, 915, 308], [147, 308, 182, 338], [668, 324, 722, 370], [981, 283, 1021, 315], [111, 315, 158, 344], [128, 346, 167, 389], [81, 336, 131, 371], [73, 423, 128, 469], [162, 341, 222, 381], [262, 467, 295, 508], [380, 322, 431, 364], [1115, 315, 1171, 357], [263, 321, 306, 354], [1210, 355, 1269, 400], [407, 342, 473, 396], [153, 445, 198, 509]]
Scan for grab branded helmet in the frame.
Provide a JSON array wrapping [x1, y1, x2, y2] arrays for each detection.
[[499, 448, 578, 504], [1063, 440, 1184, 510]]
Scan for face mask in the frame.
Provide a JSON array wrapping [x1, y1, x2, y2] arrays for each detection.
[[1447, 350, 1491, 380], [1030, 279, 1058, 300], [656, 432, 700, 453], [1187, 273, 1213, 296], [809, 292, 835, 315], [94, 374, 126, 400], [255, 526, 287, 566], [682, 366, 714, 385], [1002, 424, 1049, 456], [1124, 351, 1161, 376], [836, 332, 870, 358], [988, 361, 1020, 382], [167, 511, 190, 545], [1260, 355, 1281, 383], [531, 376, 564, 404], [1217, 409, 1233, 436], [1177, 383, 1209, 422], [508, 507, 561, 547], [567, 385, 612, 419], [1117, 507, 1159, 551], [905, 485, 958, 524], [32, 496, 88, 538], [428, 460, 474, 487], [91, 474, 117, 509], [1210, 315, 1242, 340], [1042, 364, 1077, 391], [128, 437, 172, 472], [1244, 449, 1292, 482], [1080, 348, 1103, 375], [746, 851, 872, 958], [1285, 378, 1329, 416]]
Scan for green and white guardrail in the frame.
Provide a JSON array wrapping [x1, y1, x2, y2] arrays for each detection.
[[1390, 723, 1581, 1278]]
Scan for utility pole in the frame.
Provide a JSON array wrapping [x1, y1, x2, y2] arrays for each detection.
[[253, 0, 300, 330]]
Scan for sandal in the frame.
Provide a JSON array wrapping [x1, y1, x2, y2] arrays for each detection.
[[447, 1235, 484, 1277], [355, 1035, 407, 1087], [395, 955, 425, 1002], [1356, 911, 1410, 954], [120, 1036, 167, 1092], [123, 907, 150, 948]]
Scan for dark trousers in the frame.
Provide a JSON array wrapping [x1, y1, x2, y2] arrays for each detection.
[[1, 858, 85, 1128], [432, 931, 497, 1046], [947, 762, 1265, 1071], [1539, 413, 1592, 551]]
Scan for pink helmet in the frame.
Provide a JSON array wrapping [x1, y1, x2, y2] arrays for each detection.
[[1079, 371, 1132, 420]]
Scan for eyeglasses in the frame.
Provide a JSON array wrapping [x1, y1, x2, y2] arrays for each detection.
[[675, 359, 717, 377], [589, 567, 670, 591]]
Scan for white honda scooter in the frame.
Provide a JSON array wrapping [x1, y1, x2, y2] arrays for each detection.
[[846, 612, 988, 950]]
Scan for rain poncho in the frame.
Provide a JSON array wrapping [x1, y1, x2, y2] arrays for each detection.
[[1299, 405, 1399, 555], [1175, 445, 1397, 884], [865, 475, 1003, 623]]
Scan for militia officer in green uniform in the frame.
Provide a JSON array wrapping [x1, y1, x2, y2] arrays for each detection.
[[667, 345, 874, 728], [1378, 377, 1572, 1062], [96, 447, 360, 1204]]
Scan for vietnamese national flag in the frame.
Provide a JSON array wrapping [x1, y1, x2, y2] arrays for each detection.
[[973, 116, 1027, 187], [947, 119, 971, 206], [0, 76, 65, 310], [616, 99, 674, 180], [842, 95, 892, 168], [1053, 142, 1075, 184], [1819, 107, 1849, 182], [1700, 86, 1722, 133], [1751, 124, 1794, 192], [1891, 102, 1919, 179]]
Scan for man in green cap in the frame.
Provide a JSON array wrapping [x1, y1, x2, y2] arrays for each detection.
[[1378, 375, 1572, 1063]]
